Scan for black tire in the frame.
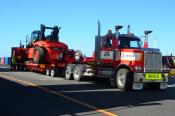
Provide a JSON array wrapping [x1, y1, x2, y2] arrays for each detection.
[[15, 65, 19, 71], [46, 69, 50, 76], [50, 69, 55, 77], [50, 68, 59, 77], [19, 66, 23, 71], [11, 65, 15, 70], [73, 65, 83, 81], [19, 66, 24, 71], [64, 66, 72, 80], [33, 46, 45, 64], [23, 67, 27, 71], [116, 68, 132, 90]]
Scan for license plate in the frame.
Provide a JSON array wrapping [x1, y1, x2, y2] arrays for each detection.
[[146, 73, 161, 80]]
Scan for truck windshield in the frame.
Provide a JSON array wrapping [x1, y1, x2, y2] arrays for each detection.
[[119, 38, 141, 49]]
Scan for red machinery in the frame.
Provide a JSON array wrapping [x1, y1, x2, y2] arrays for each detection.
[[64, 21, 168, 90], [26, 24, 76, 77], [11, 46, 27, 70], [11, 24, 75, 77]]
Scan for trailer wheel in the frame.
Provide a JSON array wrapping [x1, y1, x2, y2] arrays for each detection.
[[73, 65, 83, 81], [116, 68, 132, 90], [19, 66, 22, 71], [46, 69, 50, 76], [15, 65, 19, 71], [50, 68, 59, 77], [11, 65, 15, 70], [50, 69, 55, 77], [33, 46, 45, 64], [23, 67, 27, 71], [64, 66, 72, 80]]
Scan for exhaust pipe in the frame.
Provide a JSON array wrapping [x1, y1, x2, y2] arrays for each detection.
[[144, 30, 152, 48], [98, 20, 101, 36], [115, 25, 123, 39], [40, 24, 46, 40], [95, 20, 102, 64], [127, 25, 130, 35]]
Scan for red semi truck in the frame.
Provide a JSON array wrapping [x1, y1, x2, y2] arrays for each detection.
[[64, 22, 168, 90], [11, 23, 168, 90]]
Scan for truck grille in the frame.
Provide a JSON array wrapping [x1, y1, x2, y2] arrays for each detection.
[[144, 52, 162, 72]]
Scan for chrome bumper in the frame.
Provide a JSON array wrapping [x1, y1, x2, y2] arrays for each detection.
[[133, 72, 168, 83]]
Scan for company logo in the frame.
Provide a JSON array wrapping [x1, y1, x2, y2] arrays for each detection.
[[121, 52, 142, 61]]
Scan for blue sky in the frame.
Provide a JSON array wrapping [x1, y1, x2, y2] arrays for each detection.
[[0, 0, 175, 57]]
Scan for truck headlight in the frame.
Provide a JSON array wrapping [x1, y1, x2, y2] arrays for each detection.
[[135, 66, 142, 71]]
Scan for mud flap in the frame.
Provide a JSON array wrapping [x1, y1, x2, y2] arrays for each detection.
[[132, 83, 143, 90]]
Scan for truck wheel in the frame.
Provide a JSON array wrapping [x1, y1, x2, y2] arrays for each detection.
[[50, 68, 59, 77], [73, 65, 83, 81], [33, 46, 45, 64], [11, 65, 16, 70], [116, 68, 132, 90], [15, 65, 19, 71], [46, 69, 50, 76], [50, 69, 55, 77], [64, 66, 72, 80], [10, 65, 14, 70], [23, 67, 27, 71], [19, 66, 22, 71]]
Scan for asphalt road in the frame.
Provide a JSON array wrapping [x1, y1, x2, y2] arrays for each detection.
[[0, 64, 175, 116]]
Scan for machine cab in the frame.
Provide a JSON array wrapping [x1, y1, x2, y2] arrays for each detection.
[[30, 24, 61, 43], [31, 30, 40, 42]]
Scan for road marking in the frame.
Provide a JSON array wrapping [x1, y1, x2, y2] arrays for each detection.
[[0, 73, 117, 116], [60, 89, 117, 93], [0, 73, 37, 86]]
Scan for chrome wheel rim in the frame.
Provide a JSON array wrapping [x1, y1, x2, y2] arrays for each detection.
[[51, 70, 55, 77]]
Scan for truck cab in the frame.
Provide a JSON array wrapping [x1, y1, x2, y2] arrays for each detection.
[[94, 25, 168, 90], [64, 23, 168, 91]]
